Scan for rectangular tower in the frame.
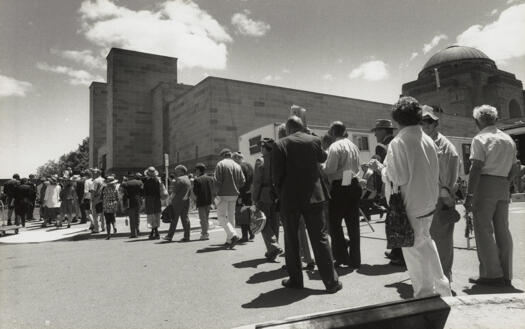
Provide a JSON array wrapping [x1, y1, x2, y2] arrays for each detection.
[[89, 82, 107, 168], [106, 48, 178, 174]]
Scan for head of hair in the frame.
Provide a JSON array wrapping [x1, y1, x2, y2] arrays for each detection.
[[391, 96, 422, 127], [195, 163, 206, 174], [329, 121, 347, 138], [13, 173, 20, 179], [20, 178, 28, 184], [276, 123, 287, 139], [174, 165, 188, 175], [285, 115, 304, 134], [473, 105, 498, 125]]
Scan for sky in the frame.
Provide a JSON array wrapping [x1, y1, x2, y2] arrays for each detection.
[[1, 0, 525, 178]]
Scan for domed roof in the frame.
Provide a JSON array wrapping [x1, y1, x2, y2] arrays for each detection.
[[422, 45, 494, 71]]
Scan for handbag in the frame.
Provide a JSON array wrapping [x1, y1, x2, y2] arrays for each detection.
[[385, 183, 414, 248], [161, 204, 173, 223]]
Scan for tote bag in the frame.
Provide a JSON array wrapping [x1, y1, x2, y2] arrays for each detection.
[[385, 183, 414, 249]]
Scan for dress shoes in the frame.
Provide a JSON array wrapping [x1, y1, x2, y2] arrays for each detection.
[[179, 237, 190, 242], [326, 281, 343, 294], [281, 279, 303, 289], [162, 236, 173, 242], [389, 258, 406, 266], [229, 236, 239, 249], [468, 277, 505, 287], [303, 262, 315, 271]]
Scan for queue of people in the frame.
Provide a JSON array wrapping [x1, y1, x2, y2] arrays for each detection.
[[1, 98, 520, 297]]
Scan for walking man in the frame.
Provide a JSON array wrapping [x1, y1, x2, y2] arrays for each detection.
[[214, 148, 245, 248], [164, 165, 192, 242], [90, 169, 105, 233], [324, 121, 362, 268], [272, 116, 342, 293], [464, 105, 519, 287], [192, 163, 215, 240], [3, 174, 20, 226], [421, 106, 460, 281], [121, 173, 143, 238], [253, 138, 282, 261]]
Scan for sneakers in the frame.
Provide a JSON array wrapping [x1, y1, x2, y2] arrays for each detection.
[[229, 236, 240, 249]]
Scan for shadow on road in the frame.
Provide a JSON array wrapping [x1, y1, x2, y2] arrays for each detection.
[[196, 244, 228, 253], [357, 264, 407, 276], [462, 284, 524, 295], [247, 268, 287, 284], [233, 258, 270, 269], [385, 280, 414, 299], [242, 287, 325, 308]]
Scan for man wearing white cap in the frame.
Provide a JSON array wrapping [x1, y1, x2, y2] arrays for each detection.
[[421, 105, 460, 282]]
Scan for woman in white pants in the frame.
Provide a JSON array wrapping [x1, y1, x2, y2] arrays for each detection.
[[371, 96, 451, 298]]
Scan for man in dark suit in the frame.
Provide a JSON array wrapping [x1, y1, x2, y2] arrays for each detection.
[[121, 173, 144, 238], [272, 116, 342, 293], [164, 165, 192, 242]]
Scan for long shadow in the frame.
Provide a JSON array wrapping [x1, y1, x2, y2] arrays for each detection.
[[233, 258, 269, 269], [247, 268, 288, 284], [242, 287, 325, 308], [356, 264, 407, 276], [196, 244, 229, 253], [306, 267, 354, 281], [463, 284, 524, 295], [124, 237, 155, 243], [385, 280, 414, 300]]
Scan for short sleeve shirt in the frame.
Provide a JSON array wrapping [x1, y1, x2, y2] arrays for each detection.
[[470, 126, 516, 177]]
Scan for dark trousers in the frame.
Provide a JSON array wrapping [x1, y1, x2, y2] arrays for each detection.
[[281, 202, 338, 289], [167, 201, 190, 239], [128, 206, 140, 236], [15, 201, 31, 226], [78, 200, 87, 221], [329, 179, 362, 266], [260, 202, 281, 253]]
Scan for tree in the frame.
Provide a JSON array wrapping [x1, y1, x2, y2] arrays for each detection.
[[36, 137, 89, 177]]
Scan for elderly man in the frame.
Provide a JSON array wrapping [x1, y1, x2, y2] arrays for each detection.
[[90, 169, 105, 233], [273, 116, 341, 293], [421, 105, 460, 282], [253, 138, 282, 261], [121, 172, 144, 238], [464, 105, 519, 287], [232, 152, 255, 242], [164, 165, 192, 242], [323, 121, 362, 268], [215, 148, 245, 248], [192, 163, 215, 240]]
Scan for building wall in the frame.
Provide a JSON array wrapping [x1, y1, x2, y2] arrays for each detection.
[[105, 48, 178, 175], [166, 77, 479, 170], [89, 82, 107, 168]]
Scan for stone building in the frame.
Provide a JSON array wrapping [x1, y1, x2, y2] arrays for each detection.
[[90, 46, 520, 175], [403, 45, 525, 120]]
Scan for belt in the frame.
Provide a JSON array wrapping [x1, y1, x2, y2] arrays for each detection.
[[416, 209, 435, 219], [480, 174, 508, 179]]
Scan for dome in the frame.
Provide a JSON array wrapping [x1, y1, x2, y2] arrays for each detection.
[[419, 45, 496, 77]]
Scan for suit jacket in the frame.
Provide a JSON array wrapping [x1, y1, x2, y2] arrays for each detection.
[[170, 175, 191, 212], [121, 179, 144, 208], [272, 131, 329, 211]]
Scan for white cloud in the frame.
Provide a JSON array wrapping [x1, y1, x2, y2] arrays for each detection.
[[51, 49, 105, 70], [262, 75, 282, 82], [409, 52, 419, 61], [423, 34, 448, 54], [457, 3, 525, 62], [349, 60, 389, 81], [231, 9, 270, 37], [490, 9, 499, 16], [36, 62, 104, 86], [0, 74, 32, 97], [507, 0, 519, 4], [78, 0, 232, 70], [322, 73, 334, 81]]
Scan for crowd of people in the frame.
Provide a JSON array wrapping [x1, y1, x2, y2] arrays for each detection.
[[1, 97, 521, 297]]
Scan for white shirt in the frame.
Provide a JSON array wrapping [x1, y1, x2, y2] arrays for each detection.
[[470, 125, 516, 177], [323, 137, 360, 183], [44, 184, 61, 208], [84, 178, 93, 200], [382, 125, 439, 218]]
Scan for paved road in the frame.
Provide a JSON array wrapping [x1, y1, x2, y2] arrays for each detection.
[[0, 204, 523, 328]]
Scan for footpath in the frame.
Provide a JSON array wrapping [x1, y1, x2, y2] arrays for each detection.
[[0, 209, 216, 244]]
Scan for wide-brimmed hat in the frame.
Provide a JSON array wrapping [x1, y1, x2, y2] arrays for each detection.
[[371, 119, 396, 131], [105, 175, 118, 185], [144, 166, 159, 177], [71, 175, 81, 182], [422, 105, 439, 121]]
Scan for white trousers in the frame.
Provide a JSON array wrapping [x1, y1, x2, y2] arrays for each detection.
[[402, 214, 451, 298], [217, 196, 238, 242]]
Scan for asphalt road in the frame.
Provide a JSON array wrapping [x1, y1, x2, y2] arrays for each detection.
[[0, 203, 524, 329]]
